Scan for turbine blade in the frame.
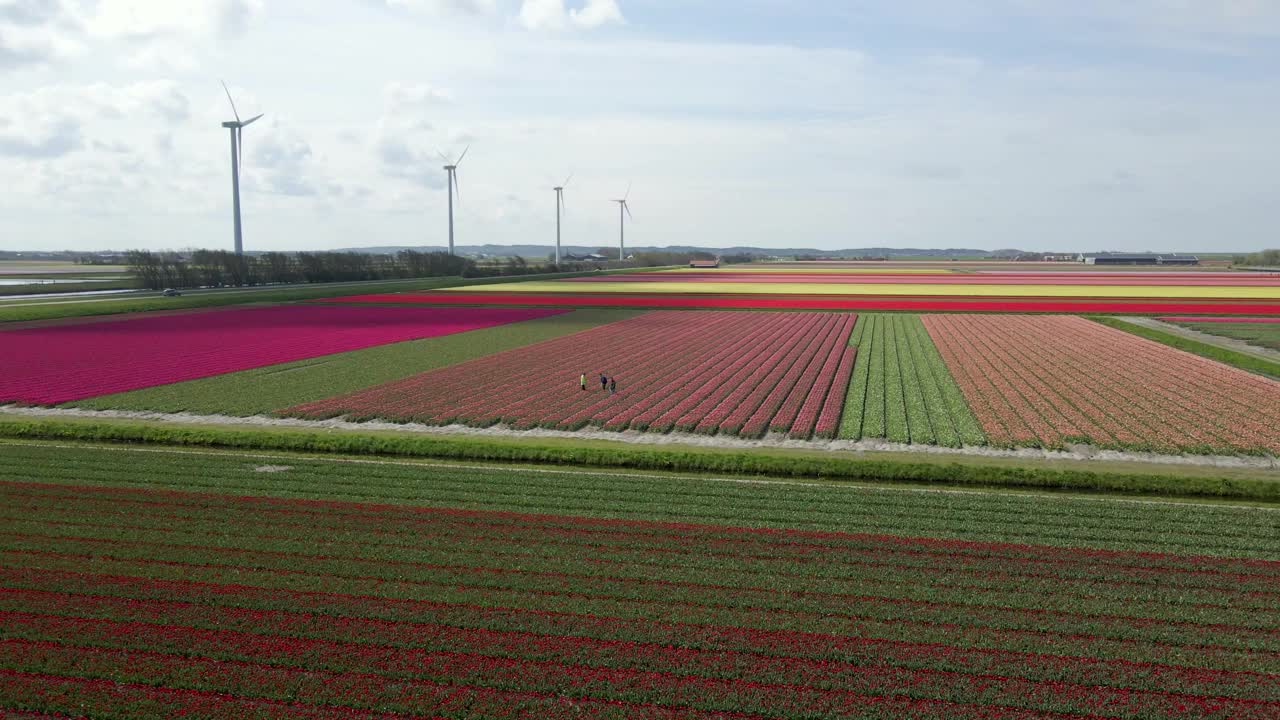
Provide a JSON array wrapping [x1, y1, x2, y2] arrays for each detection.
[[624, 201, 633, 220], [563, 172, 574, 187], [560, 191, 566, 213], [221, 81, 241, 123], [437, 150, 450, 164], [623, 181, 632, 202], [455, 144, 470, 166], [241, 113, 264, 127], [452, 170, 460, 200]]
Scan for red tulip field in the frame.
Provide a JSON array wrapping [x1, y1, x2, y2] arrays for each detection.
[[0, 305, 566, 405], [1, 443, 1278, 719], [287, 310, 857, 439], [922, 314, 1280, 454]]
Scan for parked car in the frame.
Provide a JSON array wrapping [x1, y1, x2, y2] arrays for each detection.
[[162, 288, 182, 297]]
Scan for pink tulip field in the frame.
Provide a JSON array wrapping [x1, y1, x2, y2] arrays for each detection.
[[287, 310, 858, 439]]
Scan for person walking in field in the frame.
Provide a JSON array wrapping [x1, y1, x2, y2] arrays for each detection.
[[609, 377, 617, 394], [580, 373, 587, 391], [600, 373, 608, 391]]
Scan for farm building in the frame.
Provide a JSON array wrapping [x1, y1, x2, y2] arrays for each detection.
[[1077, 253, 1199, 266], [689, 258, 720, 268]]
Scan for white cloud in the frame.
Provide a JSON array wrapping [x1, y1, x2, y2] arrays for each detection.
[[379, 0, 498, 16], [519, 0, 623, 31], [0, 0, 83, 69], [519, 0, 565, 31], [0, 116, 82, 158], [570, 0, 622, 29], [80, 0, 263, 40], [250, 121, 316, 196]]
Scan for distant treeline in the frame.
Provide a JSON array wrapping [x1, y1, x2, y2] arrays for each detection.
[[1233, 249, 1280, 267], [125, 248, 747, 290], [125, 249, 585, 290]]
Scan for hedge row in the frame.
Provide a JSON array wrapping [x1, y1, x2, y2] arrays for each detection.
[[1, 418, 1276, 502]]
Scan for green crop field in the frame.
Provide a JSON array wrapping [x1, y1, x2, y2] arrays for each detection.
[[72, 308, 640, 415], [1, 440, 1277, 717], [1168, 320, 1280, 352], [838, 314, 984, 446]]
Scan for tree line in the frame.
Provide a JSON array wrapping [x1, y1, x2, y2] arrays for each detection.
[[126, 249, 571, 290], [1232, 249, 1280, 268], [126, 248, 762, 291]]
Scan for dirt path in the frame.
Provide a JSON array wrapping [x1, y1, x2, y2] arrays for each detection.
[[3, 405, 1277, 472], [1115, 316, 1280, 363]]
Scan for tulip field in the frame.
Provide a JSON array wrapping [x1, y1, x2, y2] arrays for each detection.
[[0, 305, 565, 405], [2, 442, 1279, 719], [324, 265, 1280, 315], [836, 315, 985, 447], [3, 260, 1280, 719], [287, 310, 857, 439], [923, 315, 1280, 454]]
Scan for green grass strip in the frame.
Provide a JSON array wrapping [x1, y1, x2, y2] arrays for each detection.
[[883, 317, 910, 443], [864, 316, 887, 438], [70, 309, 640, 416], [1170, 321, 1280, 352], [901, 316, 959, 447], [1090, 317, 1280, 380], [894, 316, 935, 445], [1, 416, 1278, 502]]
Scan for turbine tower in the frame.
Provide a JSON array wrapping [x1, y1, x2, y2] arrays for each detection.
[[611, 183, 632, 263], [438, 146, 470, 255], [220, 82, 264, 257], [552, 173, 572, 265]]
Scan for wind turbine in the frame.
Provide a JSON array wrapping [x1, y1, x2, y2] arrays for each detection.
[[553, 173, 572, 265], [220, 82, 264, 257], [438, 145, 470, 255], [611, 183, 633, 263]]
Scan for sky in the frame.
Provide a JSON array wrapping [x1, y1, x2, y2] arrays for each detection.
[[1, 1, 1277, 254]]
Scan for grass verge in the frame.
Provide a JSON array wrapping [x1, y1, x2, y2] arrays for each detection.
[[0, 415, 1276, 502], [1090, 316, 1280, 379], [1164, 319, 1280, 353]]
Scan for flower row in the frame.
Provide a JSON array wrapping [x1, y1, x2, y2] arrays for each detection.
[[288, 311, 857, 439]]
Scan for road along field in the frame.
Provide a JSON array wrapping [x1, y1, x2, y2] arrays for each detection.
[[287, 310, 857, 440], [1, 441, 1278, 718], [0, 305, 566, 405], [923, 315, 1280, 455]]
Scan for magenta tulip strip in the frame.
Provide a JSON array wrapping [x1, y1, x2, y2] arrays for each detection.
[[286, 310, 858, 439], [0, 305, 567, 405]]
